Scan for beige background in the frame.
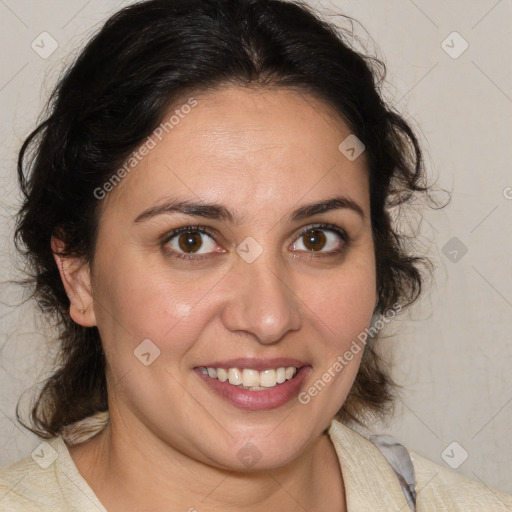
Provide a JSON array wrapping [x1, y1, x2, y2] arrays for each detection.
[[1, 0, 511, 496]]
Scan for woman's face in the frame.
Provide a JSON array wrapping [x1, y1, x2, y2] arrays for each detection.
[[86, 86, 377, 470]]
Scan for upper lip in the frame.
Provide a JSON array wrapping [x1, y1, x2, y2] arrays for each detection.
[[194, 358, 309, 371]]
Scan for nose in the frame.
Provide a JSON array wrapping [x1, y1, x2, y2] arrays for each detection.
[[220, 254, 302, 345]]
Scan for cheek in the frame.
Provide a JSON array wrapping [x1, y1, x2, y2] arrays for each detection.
[[92, 253, 221, 357], [296, 264, 376, 413], [301, 259, 377, 348]]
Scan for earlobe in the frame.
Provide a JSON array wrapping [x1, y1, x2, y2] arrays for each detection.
[[51, 236, 97, 327]]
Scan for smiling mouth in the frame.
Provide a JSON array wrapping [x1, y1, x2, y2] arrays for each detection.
[[196, 366, 299, 391]]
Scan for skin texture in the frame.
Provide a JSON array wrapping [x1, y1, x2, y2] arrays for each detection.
[[53, 86, 377, 511]]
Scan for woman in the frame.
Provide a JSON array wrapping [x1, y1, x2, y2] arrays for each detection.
[[1, 0, 511, 510]]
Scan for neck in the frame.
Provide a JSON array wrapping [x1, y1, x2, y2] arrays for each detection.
[[68, 413, 346, 511]]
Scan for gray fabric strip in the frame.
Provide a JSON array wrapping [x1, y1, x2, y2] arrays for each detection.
[[369, 434, 417, 511]]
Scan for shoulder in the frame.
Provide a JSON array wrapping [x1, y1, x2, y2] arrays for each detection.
[[410, 449, 512, 511], [0, 437, 106, 512], [328, 419, 512, 511], [0, 445, 59, 511]]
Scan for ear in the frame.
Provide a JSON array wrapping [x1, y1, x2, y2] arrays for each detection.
[[51, 236, 97, 327]]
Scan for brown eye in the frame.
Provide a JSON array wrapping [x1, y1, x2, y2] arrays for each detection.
[[165, 228, 219, 256], [291, 226, 346, 254], [178, 231, 203, 253], [302, 230, 327, 251]]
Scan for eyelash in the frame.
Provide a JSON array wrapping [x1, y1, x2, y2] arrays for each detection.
[[161, 223, 350, 261]]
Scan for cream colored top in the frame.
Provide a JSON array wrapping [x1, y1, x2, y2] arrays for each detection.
[[1, 419, 511, 511]]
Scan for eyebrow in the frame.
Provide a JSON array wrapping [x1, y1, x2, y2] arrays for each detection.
[[134, 195, 365, 224]]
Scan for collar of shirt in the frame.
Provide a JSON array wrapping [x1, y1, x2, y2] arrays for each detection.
[[328, 419, 410, 511]]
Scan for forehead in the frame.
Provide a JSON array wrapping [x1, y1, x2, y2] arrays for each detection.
[[102, 86, 370, 220]]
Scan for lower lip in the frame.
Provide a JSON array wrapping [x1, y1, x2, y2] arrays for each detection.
[[195, 367, 312, 411]]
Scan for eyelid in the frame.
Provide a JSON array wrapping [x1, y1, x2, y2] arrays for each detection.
[[294, 223, 349, 243], [160, 224, 218, 244]]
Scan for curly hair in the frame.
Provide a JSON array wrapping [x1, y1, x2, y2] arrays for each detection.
[[14, 0, 432, 440]]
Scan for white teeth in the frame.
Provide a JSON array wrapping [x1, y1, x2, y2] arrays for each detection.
[[242, 369, 260, 387], [276, 367, 286, 384], [217, 368, 228, 382], [200, 366, 299, 390], [259, 369, 276, 387], [228, 368, 242, 385], [285, 367, 296, 380]]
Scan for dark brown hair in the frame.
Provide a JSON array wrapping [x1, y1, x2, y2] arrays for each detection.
[[15, 0, 433, 439]]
